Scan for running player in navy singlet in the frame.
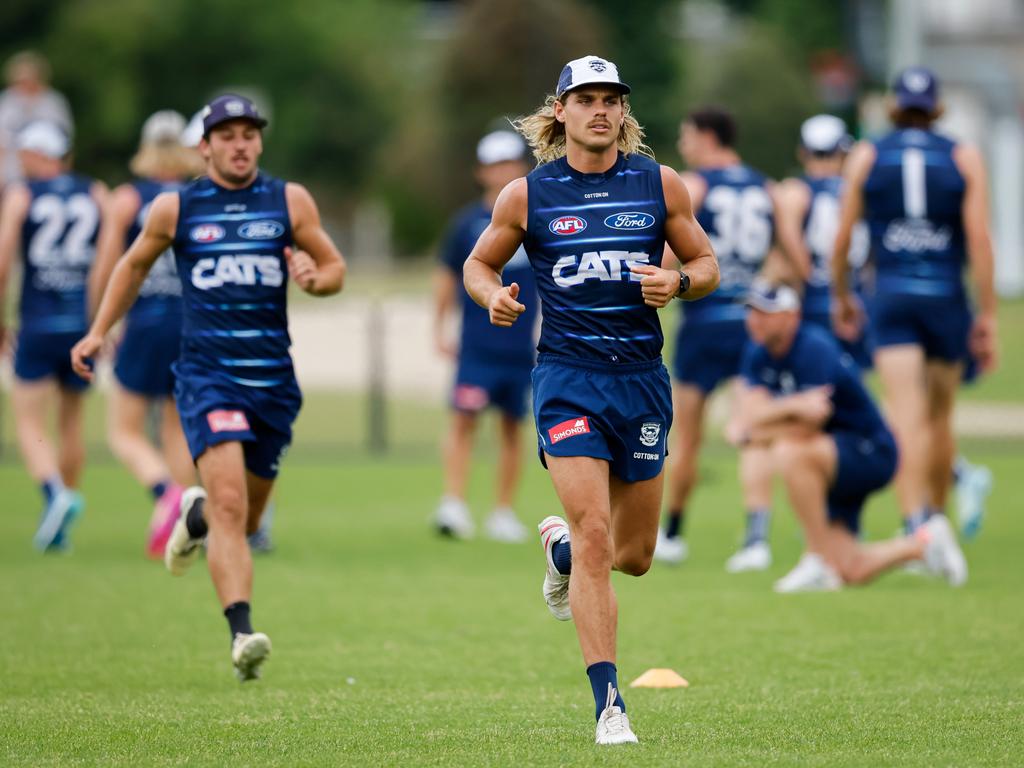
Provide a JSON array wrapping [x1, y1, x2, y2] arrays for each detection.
[[654, 107, 778, 573], [89, 110, 202, 559], [0, 121, 106, 551], [433, 129, 537, 542], [832, 68, 998, 540], [464, 56, 718, 744], [734, 280, 966, 592], [72, 94, 346, 682]]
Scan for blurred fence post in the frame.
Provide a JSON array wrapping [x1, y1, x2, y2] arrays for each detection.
[[367, 298, 388, 454]]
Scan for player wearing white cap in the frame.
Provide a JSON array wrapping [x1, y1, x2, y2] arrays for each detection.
[[433, 128, 537, 542], [89, 110, 203, 558], [0, 121, 107, 550]]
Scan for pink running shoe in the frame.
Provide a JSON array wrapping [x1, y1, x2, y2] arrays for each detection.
[[147, 484, 185, 559]]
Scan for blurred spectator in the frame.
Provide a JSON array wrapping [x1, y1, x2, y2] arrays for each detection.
[[0, 51, 73, 186]]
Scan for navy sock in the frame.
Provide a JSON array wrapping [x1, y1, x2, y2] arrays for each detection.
[[185, 496, 208, 538], [151, 481, 169, 501], [224, 601, 253, 641], [743, 507, 771, 547], [41, 476, 63, 506], [664, 508, 684, 539], [586, 662, 625, 720], [552, 536, 572, 575], [904, 508, 931, 535]]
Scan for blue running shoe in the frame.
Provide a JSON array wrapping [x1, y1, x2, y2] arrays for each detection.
[[956, 462, 992, 541], [33, 489, 84, 551]]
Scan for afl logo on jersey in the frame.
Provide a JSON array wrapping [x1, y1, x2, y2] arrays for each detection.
[[604, 212, 654, 230], [190, 224, 226, 243], [549, 216, 587, 236], [238, 220, 285, 240]]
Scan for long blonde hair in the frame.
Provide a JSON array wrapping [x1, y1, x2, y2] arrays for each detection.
[[130, 142, 204, 180], [513, 94, 654, 164]]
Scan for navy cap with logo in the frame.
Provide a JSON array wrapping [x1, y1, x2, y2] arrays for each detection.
[[201, 94, 268, 136], [556, 55, 631, 100], [893, 67, 940, 113]]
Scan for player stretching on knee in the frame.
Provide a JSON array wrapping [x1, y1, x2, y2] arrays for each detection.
[[433, 129, 536, 542], [0, 121, 106, 551], [464, 56, 718, 744], [832, 68, 998, 538], [72, 95, 346, 681], [90, 110, 201, 558], [734, 280, 966, 591]]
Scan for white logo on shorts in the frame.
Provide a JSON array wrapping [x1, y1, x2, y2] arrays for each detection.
[[639, 422, 661, 447]]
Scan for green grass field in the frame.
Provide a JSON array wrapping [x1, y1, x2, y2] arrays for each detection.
[[2, 431, 1022, 766]]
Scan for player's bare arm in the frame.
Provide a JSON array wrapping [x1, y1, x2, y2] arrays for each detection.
[[831, 141, 874, 335], [741, 384, 833, 431], [954, 143, 999, 372], [70, 191, 177, 379], [773, 178, 812, 281], [89, 183, 140, 318], [284, 182, 346, 296], [432, 267, 458, 357], [0, 183, 30, 350], [463, 177, 527, 327], [643, 165, 717, 307]]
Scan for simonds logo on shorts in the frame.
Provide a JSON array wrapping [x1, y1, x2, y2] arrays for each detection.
[[207, 410, 250, 433], [549, 417, 590, 444]]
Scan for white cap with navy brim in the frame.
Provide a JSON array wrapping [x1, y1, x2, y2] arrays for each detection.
[[476, 130, 527, 165], [16, 121, 69, 158], [745, 280, 801, 313], [800, 114, 850, 154], [556, 55, 631, 100]]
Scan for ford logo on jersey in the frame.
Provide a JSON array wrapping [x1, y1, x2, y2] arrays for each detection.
[[549, 216, 587, 236], [604, 212, 654, 230], [238, 220, 285, 240], [190, 224, 226, 243]]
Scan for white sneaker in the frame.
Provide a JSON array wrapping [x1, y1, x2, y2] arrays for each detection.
[[773, 553, 843, 593], [726, 541, 772, 573], [920, 515, 968, 587], [485, 507, 528, 543], [538, 515, 572, 621], [653, 530, 688, 565], [595, 684, 638, 745], [232, 632, 272, 682], [956, 462, 992, 540], [435, 496, 475, 539], [165, 486, 206, 576]]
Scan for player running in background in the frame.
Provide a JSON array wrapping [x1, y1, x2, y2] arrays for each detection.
[[654, 107, 777, 571], [832, 68, 998, 539], [465, 55, 718, 744], [734, 280, 966, 591], [0, 121, 105, 551], [90, 110, 202, 558], [433, 128, 537, 542], [72, 94, 346, 682]]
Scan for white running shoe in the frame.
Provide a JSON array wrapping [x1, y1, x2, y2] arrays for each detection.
[[773, 553, 843, 593], [485, 507, 528, 543], [434, 496, 475, 540], [725, 541, 772, 573], [33, 489, 83, 551], [164, 486, 207, 576], [653, 530, 688, 565], [538, 515, 572, 621], [232, 632, 272, 682], [919, 515, 968, 587], [595, 684, 638, 745], [956, 462, 992, 541]]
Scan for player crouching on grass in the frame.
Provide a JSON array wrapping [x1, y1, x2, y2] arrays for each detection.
[[71, 94, 346, 681], [730, 279, 967, 592]]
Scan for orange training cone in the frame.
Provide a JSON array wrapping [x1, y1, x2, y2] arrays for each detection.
[[629, 668, 690, 688]]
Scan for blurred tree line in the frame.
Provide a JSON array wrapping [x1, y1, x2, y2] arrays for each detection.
[[1, 0, 848, 257]]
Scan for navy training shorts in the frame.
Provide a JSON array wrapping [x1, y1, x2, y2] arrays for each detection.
[[827, 429, 899, 534]]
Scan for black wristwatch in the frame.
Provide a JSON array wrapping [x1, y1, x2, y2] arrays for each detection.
[[675, 270, 691, 298]]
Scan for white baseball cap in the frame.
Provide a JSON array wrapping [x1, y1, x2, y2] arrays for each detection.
[[476, 130, 527, 165], [745, 279, 801, 313], [16, 120, 69, 158], [181, 110, 205, 148], [800, 114, 851, 154], [556, 55, 630, 99], [141, 110, 186, 145]]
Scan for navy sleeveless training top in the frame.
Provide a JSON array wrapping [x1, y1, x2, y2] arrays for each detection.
[[127, 178, 183, 324], [20, 173, 99, 333], [172, 172, 294, 387], [524, 152, 667, 365]]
